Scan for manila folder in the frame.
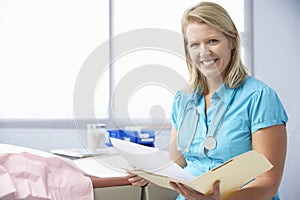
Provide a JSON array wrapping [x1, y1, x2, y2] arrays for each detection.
[[129, 150, 273, 199]]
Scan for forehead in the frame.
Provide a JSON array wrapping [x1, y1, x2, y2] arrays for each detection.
[[185, 22, 223, 41]]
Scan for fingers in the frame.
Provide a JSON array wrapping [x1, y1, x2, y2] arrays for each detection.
[[170, 182, 195, 200], [126, 172, 149, 187], [169, 181, 179, 190], [177, 183, 197, 200], [170, 180, 221, 200], [126, 172, 136, 178], [213, 180, 221, 197]]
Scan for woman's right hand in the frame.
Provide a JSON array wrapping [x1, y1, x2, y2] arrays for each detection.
[[127, 172, 149, 187]]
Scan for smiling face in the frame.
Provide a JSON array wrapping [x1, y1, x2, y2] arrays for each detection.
[[185, 22, 233, 80]]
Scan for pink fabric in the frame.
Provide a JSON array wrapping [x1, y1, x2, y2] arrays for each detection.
[[0, 151, 93, 200]]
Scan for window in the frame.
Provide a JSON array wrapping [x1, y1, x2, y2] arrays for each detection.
[[0, 0, 109, 120], [0, 0, 251, 128]]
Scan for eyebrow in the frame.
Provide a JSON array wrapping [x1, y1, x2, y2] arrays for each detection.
[[185, 36, 198, 43], [186, 35, 220, 43]]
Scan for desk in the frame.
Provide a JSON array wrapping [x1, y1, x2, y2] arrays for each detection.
[[90, 176, 177, 200], [142, 183, 178, 200], [90, 176, 141, 200]]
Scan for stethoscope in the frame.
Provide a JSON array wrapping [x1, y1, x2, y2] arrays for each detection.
[[177, 86, 235, 155]]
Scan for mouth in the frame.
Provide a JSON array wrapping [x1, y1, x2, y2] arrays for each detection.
[[200, 59, 218, 66]]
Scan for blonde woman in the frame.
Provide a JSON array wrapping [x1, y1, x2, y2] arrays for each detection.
[[129, 2, 287, 200]]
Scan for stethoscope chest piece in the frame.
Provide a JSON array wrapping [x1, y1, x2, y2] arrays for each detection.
[[203, 136, 217, 150]]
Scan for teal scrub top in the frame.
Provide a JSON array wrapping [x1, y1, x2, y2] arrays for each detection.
[[171, 76, 288, 200]]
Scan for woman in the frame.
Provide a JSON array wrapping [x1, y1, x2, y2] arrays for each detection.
[[128, 2, 288, 200]]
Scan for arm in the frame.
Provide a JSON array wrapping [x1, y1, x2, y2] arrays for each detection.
[[225, 124, 287, 200], [169, 128, 187, 168]]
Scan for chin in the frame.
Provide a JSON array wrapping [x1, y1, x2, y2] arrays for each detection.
[[200, 68, 222, 77]]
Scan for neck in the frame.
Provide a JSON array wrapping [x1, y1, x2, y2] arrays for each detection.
[[206, 76, 224, 95]]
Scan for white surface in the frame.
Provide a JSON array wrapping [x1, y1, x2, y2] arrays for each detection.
[[73, 155, 127, 178]]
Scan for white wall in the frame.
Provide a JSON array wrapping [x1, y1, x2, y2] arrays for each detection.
[[253, 0, 300, 199]]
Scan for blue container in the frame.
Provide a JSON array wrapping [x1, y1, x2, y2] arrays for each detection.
[[136, 129, 155, 147], [106, 130, 123, 146], [122, 130, 138, 143], [107, 130, 122, 139], [107, 129, 155, 147]]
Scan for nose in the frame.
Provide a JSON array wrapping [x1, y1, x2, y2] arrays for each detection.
[[199, 45, 211, 57]]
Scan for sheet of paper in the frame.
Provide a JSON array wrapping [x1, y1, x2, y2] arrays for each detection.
[[110, 138, 194, 181], [73, 155, 127, 178]]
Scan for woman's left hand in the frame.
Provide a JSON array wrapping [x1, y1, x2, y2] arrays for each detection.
[[170, 180, 221, 200]]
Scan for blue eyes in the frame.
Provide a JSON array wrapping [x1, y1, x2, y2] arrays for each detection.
[[189, 39, 218, 48], [209, 39, 218, 43], [190, 43, 200, 48]]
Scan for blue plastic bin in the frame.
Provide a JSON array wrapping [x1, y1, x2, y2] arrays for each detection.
[[107, 129, 155, 147], [136, 129, 155, 147]]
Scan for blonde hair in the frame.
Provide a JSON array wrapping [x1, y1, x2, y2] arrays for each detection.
[[182, 2, 248, 94]]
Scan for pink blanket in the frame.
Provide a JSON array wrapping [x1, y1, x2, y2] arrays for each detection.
[[0, 145, 93, 200]]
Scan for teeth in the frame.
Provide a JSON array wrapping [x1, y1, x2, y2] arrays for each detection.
[[202, 60, 215, 65]]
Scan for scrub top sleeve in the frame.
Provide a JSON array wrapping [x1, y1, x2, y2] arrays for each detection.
[[249, 87, 288, 134], [171, 91, 183, 130]]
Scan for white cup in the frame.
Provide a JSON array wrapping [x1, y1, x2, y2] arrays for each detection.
[[87, 124, 107, 153]]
